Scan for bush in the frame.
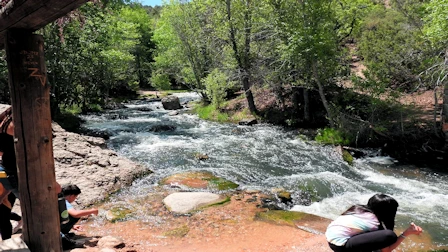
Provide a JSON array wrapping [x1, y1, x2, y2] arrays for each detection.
[[315, 128, 351, 145], [202, 69, 236, 109], [150, 72, 171, 90]]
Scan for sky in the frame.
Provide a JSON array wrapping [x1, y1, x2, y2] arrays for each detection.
[[138, 0, 163, 6]]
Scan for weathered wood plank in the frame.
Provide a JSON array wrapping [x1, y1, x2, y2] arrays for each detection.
[[0, 0, 89, 49], [5, 29, 61, 252]]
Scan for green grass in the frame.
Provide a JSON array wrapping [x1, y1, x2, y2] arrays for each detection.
[[194, 104, 230, 123], [193, 103, 256, 124]]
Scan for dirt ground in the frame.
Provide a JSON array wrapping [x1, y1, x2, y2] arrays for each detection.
[[76, 192, 332, 252]]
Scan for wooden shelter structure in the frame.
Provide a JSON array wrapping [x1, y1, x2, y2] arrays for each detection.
[[1, 1, 88, 251]]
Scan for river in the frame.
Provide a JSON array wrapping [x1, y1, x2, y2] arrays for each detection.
[[81, 92, 448, 250]]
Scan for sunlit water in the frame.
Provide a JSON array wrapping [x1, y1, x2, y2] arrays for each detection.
[[81, 93, 448, 250]]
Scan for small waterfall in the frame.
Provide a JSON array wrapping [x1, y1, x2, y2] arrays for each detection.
[[81, 92, 448, 249]]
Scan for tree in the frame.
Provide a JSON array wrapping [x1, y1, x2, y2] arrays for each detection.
[[270, 0, 347, 126], [423, 0, 448, 141], [152, 0, 215, 100]]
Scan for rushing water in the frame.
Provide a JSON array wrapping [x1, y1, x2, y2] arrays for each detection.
[[81, 93, 448, 250]]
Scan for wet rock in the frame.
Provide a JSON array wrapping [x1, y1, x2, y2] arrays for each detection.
[[163, 192, 228, 214], [147, 98, 162, 102], [105, 205, 134, 223], [149, 125, 177, 132], [259, 197, 283, 210], [103, 102, 126, 110], [97, 236, 125, 249], [256, 210, 331, 234], [194, 153, 209, 161], [161, 95, 182, 110], [105, 114, 128, 120], [271, 188, 293, 205], [238, 118, 258, 126], [134, 107, 153, 112], [161, 171, 238, 191], [168, 111, 179, 116], [78, 127, 112, 140]]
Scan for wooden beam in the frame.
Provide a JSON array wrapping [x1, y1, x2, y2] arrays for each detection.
[[5, 29, 61, 252], [0, 0, 89, 49]]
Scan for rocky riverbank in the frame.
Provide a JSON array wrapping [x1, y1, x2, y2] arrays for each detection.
[[52, 123, 151, 206]]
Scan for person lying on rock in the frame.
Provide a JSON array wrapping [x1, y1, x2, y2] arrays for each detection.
[[60, 184, 99, 236], [325, 193, 423, 252]]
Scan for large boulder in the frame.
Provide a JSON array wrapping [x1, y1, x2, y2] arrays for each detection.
[[163, 192, 228, 214], [52, 123, 151, 206], [161, 95, 182, 110]]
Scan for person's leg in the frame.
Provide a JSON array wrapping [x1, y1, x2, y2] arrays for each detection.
[[344, 229, 397, 251], [60, 215, 80, 234], [10, 212, 21, 222], [0, 204, 13, 240], [329, 243, 347, 252]]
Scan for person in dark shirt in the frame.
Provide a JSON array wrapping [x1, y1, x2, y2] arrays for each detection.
[[0, 105, 18, 203]]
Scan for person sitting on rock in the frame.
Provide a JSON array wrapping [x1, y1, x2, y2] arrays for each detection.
[[60, 184, 99, 236]]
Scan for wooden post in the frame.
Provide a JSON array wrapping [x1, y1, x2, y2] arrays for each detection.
[[5, 29, 61, 252]]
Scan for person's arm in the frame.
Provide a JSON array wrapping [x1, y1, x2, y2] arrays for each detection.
[[5, 120, 13, 136], [67, 208, 98, 218], [381, 223, 423, 252]]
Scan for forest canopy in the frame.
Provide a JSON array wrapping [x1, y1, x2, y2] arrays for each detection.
[[0, 0, 447, 152]]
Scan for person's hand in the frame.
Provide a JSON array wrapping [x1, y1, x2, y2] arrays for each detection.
[[403, 222, 423, 236], [92, 209, 99, 216]]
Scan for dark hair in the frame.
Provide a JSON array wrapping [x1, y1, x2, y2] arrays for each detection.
[[62, 184, 81, 196], [367, 193, 399, 230], [341, 194, 398, 230]]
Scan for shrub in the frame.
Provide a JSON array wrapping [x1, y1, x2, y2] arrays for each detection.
[[315, 128, 351, 145]]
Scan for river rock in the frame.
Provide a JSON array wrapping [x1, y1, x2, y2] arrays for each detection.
[[97, 236, 125, 249], [52, 123, 151, 206], [238, 118, 258, 126], [163, 192, 227, 214], [161, 171, 238, 191], [149, 124, 176, 132], [161, 95, 182, 110]]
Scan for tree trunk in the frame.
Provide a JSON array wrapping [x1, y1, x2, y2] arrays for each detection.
[[303, 88, 310, 122], [225, 0, 257, 114], [443, 82, 448, 145], [443, 50, 448, 146], [312, 61, 334, 127]]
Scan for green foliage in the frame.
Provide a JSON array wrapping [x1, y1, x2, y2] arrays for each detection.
[[423, 0, 448, 48], [357, 8, 431, 91], [150, 71, 172, 90], [315, 128, 351, 145], [0, 52, 9, 103], [39, 1, 154, 115], [203, 69, 235, 108]]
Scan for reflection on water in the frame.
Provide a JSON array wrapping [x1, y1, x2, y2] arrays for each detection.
[[81, 93, 448, 250]]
